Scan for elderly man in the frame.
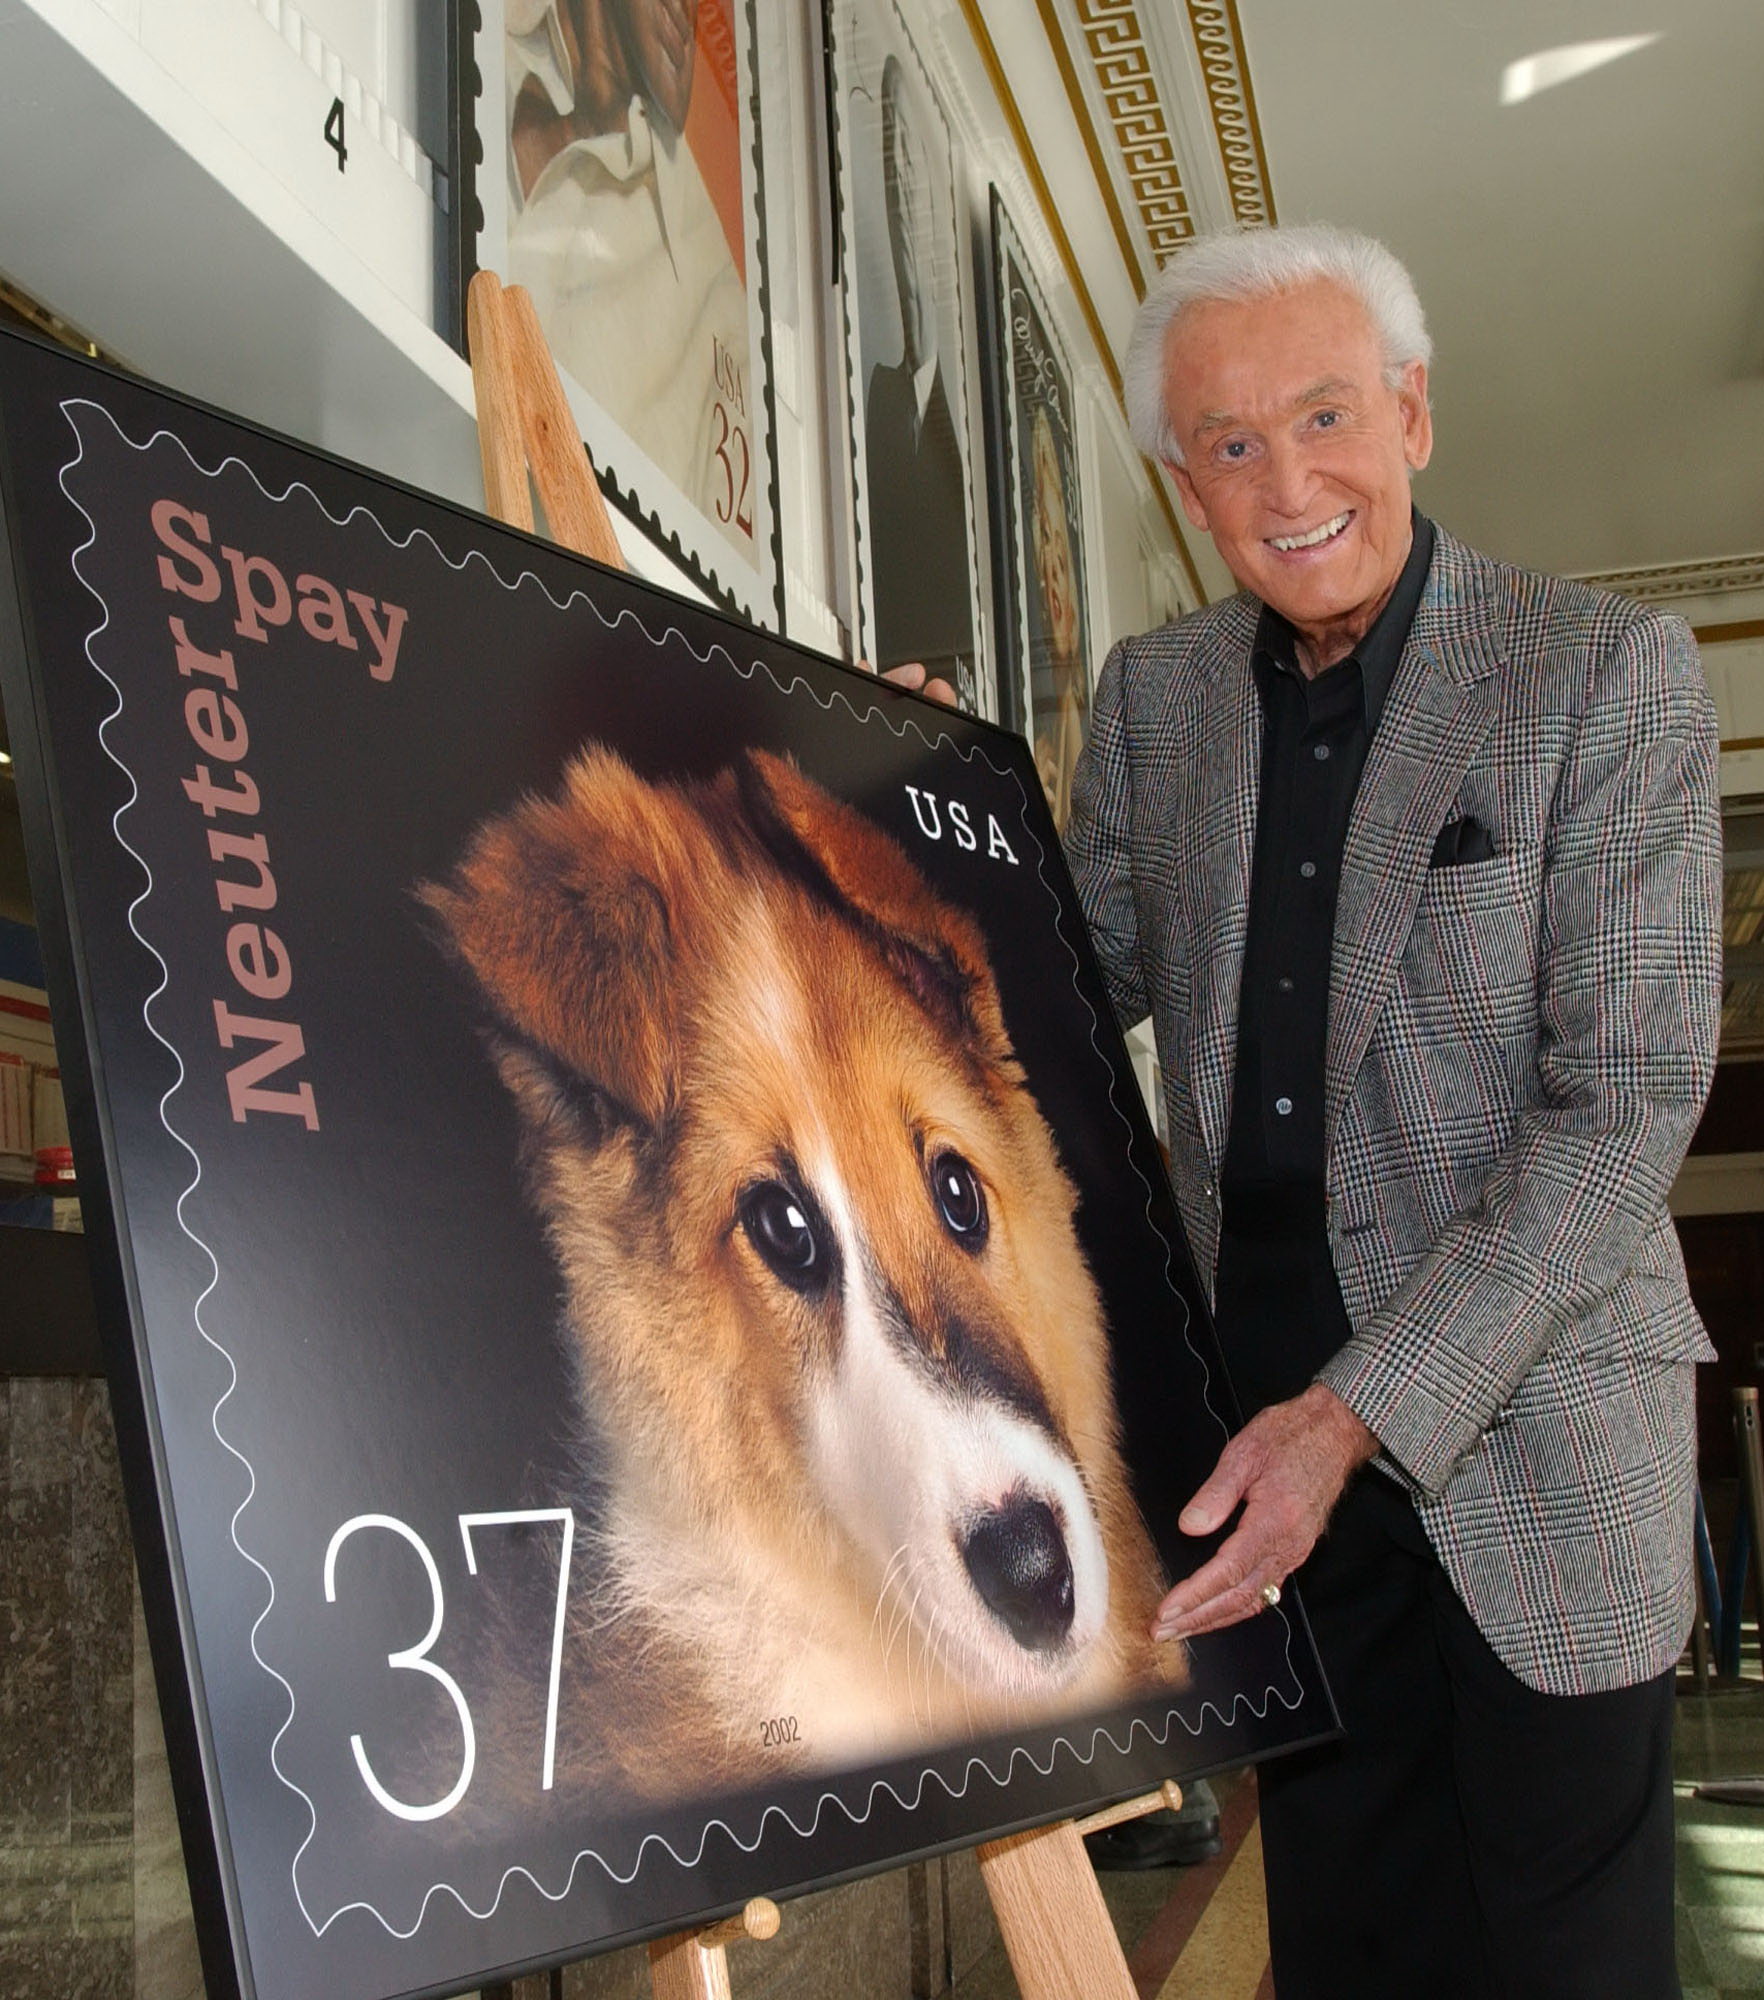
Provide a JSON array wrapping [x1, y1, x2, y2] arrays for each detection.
[[890, 220, 1719, 1988], [1066, 223, 1720, 1996]]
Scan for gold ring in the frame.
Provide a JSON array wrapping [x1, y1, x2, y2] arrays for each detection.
[[1260, 1581, 1282, 1609]]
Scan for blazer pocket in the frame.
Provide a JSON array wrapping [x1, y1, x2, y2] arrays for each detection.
[[1417, 845, 1533, 911], [1402, 847, 1539, 1021], [1549, 1274, 1716, 1365]]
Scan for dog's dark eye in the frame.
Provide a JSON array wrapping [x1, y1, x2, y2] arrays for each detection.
[[738, 1180, 836, 1297], [930, 1152, 987, 1248]]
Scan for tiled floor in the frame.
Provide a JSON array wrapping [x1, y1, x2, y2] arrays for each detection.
[[1676, 1682, 1764, 1997], [944, 1682, 1764, 2000]]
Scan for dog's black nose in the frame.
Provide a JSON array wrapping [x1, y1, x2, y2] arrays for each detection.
[[961, 1496, 1075, 1651]]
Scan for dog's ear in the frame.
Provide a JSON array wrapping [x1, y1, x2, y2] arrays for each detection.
[[735, 750, 1013, 1058], [421, 746, 714, 1134]]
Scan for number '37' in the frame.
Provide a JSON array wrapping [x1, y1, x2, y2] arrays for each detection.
[[323, 1508, 577, 1822]]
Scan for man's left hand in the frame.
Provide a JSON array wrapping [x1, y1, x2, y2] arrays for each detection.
[[875, 660, 959, 708], [1152, 1384, 1378, 1641]]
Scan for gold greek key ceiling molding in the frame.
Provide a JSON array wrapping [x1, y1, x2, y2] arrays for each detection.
[[1033, 0, 1149, 293], [1185, 0, 1277, 229], [953, 0, 1207, 605], [1576, 552, 1764, 601], [1071, 1, 1195, 269]]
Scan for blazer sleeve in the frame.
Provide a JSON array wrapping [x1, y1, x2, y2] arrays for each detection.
[[1064, 639, 1152, 1031], [1317, 609, 1723, 1498]]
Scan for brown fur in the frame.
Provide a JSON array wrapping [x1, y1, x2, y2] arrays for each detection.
[[424, 747, 1184, 1801]]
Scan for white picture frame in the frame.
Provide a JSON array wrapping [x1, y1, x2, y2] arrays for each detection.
[[827, 0, 989, 715], [473, 0, 784, 625]]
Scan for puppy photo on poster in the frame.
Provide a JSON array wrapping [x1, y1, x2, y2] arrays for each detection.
[[419, 742, 1187, 1805], [0, 334, 1332, 2000]]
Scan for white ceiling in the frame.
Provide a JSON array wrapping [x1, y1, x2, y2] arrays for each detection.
[[984, 0, 1764, 1040], [1239, 0, 1764, 578]]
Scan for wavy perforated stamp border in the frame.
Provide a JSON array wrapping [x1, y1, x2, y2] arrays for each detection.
[[54, 392, 1307, 1951]]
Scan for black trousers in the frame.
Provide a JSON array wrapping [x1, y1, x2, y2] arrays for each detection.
[[1259, 1472, 1680, 2000]]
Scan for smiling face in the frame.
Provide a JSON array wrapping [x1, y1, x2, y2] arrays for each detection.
[[1160, 279, 1432, 669]]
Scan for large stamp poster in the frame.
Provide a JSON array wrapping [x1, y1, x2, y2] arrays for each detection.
[[0, 333, 1333, 2000], [829, 0, 989, 717], [990, 192, 1094, 832], [474, 0, 781, 625]]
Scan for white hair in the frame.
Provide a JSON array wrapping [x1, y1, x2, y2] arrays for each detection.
[[1123, 224, 1432, 464]]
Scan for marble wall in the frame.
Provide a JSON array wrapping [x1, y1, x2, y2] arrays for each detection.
[[1, 1377, 135, 1995], [133, 1591, 204, 2000], [1, 1379, 1005, 2000]]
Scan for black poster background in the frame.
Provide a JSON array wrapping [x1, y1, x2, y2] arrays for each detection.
[[0, 333, 1333, 2000]]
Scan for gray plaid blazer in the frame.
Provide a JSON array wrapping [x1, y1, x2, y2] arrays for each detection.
[[1066, 524, 1723, 1695]]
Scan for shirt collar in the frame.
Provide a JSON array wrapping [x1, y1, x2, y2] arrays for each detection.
[[517, 93, 688, 276], [1251, 509, 1436, 731]]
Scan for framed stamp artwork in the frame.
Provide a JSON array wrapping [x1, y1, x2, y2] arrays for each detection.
[[826, 0, 990, 717], [0, 330, 1334, 2000], [472, 0, 783, 626], [988, 189, 1094, 832]]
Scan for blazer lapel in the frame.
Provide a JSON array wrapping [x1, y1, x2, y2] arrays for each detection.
[[1184, 604, 1261, 1177], [1325, 531, 1506, 1150]]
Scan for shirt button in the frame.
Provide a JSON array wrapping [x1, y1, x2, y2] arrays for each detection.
[[1275, 1097, 1293, 1116], [1299, 860, 1317, 879], [1313, 743, 1331, 761], [1277, 976, 1294, 992]]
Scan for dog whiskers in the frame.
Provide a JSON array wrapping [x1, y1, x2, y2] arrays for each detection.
[[869, 1543, 912, 1654], [919, 1605, 971, 1738], [881, 1561, 918, 1682], [918, 1599, 954, 1735], [903, 1574, 929, 1728], [916, 1600, 968, 1744]]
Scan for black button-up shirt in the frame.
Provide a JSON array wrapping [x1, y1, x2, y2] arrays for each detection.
[[1215, 511, 1435, 1416]]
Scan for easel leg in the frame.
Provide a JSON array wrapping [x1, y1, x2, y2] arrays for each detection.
[[647, 1931, 734, 2000], [464, 267, 626, 571], [978, 1820, 1139, 2000], [647, 1898, 780, 1999], [465, 271, 534, 535]]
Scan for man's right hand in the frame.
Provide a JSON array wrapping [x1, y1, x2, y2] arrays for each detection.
[[1151, 1384, 1377, 1640], [875, 660, 959, 708]]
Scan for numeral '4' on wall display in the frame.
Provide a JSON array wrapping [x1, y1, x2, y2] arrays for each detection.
[[324, 96, 348, 173]]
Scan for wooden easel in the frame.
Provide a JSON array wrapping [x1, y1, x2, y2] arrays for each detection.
[[464, 268, 1183, 2000]]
